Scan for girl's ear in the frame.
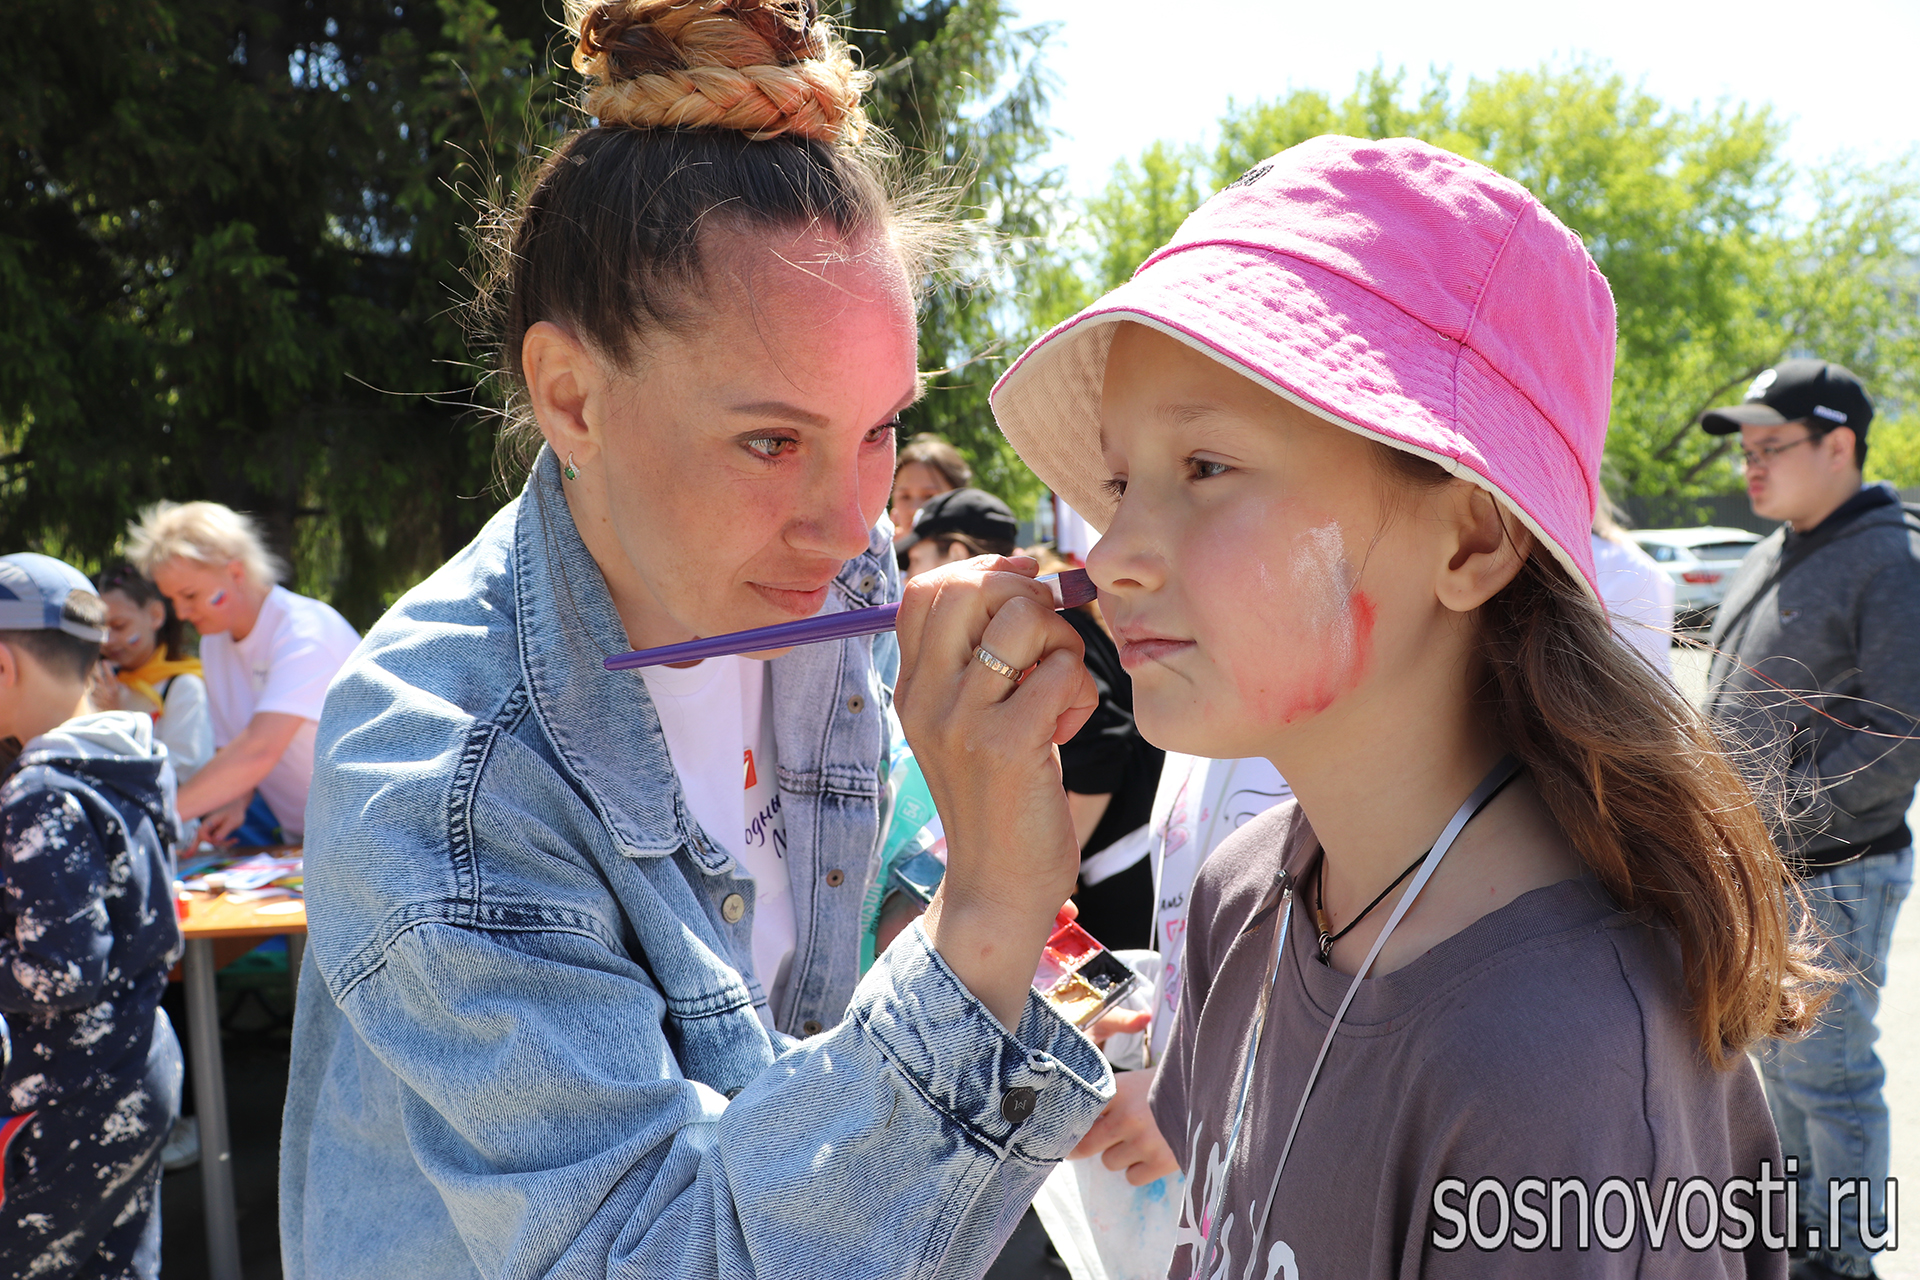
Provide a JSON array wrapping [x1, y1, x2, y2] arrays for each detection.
[[522, 321, 604, 466], [1434, 482, 1531, 615]]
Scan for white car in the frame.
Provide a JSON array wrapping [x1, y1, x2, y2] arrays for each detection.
[[1632, 527, 1765, 624]]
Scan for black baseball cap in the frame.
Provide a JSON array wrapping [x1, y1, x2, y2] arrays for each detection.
[[1700, 358, 1874, 436], [896, 487, 1019, 554]]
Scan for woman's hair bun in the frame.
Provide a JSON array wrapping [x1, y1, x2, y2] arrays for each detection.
[[569, 0, 870, 144]]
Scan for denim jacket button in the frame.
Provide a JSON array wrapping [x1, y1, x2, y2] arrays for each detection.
[[846, 694, 866, 714], [801, 1019, 824, 1036], [1001, 1086, 1038, 1125], [860, 574, 879, 594], [721, 893, 747, 924], [824, 868, 845, 887]]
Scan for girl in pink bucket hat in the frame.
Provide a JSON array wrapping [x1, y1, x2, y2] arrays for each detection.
[[940, 136, 1826, 1277]]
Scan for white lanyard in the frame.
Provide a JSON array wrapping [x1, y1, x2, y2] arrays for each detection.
[[1196, 755, 1522, 1272]]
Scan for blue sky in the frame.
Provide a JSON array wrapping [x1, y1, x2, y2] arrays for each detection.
[[1012, 0, 1919, 195]]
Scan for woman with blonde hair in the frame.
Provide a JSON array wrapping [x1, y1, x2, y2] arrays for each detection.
[[127, 500, 358, 844], [277, 4, 1113, 1277]]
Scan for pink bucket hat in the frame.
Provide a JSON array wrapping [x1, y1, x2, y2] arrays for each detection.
[[990, 135, 1616, 598]]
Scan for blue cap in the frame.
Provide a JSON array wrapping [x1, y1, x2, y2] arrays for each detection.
[[0, 553, 109, 643]]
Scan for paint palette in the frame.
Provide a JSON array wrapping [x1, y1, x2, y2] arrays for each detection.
[[886, 859, 1138, 1030], [1034, 909, 1139, 1030]]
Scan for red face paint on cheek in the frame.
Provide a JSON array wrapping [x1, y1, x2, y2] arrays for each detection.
[[1346, 590, 1376, 681], [1241, 585, 1377, 727]]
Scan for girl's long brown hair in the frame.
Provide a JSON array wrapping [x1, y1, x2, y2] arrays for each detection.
[[1380, 447, 1831, 1067]]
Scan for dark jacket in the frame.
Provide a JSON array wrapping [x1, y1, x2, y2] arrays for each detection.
[[1, 712, 182, 1112], [1705, 483, 1920, 869]]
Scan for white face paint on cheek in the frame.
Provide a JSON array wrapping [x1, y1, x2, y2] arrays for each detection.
[[1228, 519, 1376, 728], [1290, 522, 1359, 667]]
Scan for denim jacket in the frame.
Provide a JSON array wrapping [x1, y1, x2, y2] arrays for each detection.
[[279, 449, 1112, 1280]]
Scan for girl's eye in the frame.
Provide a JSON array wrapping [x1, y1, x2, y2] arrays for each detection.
[[1186, 456, 1232, 481], [746, 436, 796, 460], [1100, 476, 1127, 499]]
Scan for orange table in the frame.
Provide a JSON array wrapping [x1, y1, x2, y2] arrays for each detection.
[[179, 891, 307, 1280]]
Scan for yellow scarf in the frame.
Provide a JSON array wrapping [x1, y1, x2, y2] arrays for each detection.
[[116, 654, 203, 717]]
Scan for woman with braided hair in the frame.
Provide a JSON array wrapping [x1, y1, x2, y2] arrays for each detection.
[[280, 3, 1114, 1278]]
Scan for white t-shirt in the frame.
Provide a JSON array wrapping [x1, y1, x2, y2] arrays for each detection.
[[155, 673, 215, 785], [1591, 532, 1675, 675], [641, 656, 795, 1006], [1146, 753, 1292, 1058], [201, 585, 360, 838]]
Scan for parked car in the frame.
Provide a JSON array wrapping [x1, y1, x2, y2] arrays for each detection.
[[1632, 527, 1764, 625]]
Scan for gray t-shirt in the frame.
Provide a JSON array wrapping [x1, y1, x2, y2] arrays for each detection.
[[1150, 803, 1786, 1279]]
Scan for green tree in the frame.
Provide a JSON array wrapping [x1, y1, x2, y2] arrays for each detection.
[[1868, 412, 1920, 490], [1083, 141, 1206, 293], [1, 0, 569, 627], [841, 0, 1066, 515], [1090, 61, 1920, 503], [1, 0, 1072, 621]]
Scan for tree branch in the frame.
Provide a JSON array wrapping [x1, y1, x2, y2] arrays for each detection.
[[1650, 360, 1777, 461], [1680, 439, 1735, 486]]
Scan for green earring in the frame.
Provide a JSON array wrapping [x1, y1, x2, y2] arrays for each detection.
[[564, 453, 580, 481]]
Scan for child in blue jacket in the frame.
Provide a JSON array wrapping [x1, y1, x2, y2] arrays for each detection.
[[0, 553, 184, 1279]]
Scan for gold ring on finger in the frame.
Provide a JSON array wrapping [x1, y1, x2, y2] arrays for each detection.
[[974, 645, 1022, 682]]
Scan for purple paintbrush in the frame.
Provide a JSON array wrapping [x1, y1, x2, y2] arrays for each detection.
[[603, 568, 1097, 671]]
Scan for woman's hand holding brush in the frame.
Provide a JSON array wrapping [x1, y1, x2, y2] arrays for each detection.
[[893, 556, 1099, 1031]]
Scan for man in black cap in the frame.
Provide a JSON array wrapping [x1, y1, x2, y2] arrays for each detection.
[[1702, 358, 1920, 1280], [895, 487, 1020, 579]]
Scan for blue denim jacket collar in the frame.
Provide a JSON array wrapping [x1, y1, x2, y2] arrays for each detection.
[[511, 446, 895, 874]]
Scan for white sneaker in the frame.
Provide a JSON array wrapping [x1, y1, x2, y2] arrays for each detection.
[[161, 1115, 199, 1171]]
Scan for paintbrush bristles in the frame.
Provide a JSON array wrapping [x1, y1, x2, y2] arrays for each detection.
[[1054, 568, 1097, 609]]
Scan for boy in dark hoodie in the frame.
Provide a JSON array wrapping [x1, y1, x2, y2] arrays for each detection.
[[0, 553, 184, 1280]]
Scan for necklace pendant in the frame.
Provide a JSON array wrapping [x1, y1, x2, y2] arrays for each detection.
[[1317, 930, 1334, 964]]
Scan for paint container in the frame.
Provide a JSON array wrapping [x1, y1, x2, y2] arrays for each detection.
[[1033, 949, 1073, 992], [1034, 915, 1138, 1030], [882, 865, 1137, 1029], [1047, 973, 1109, 1025], [1074, 950, 1133, 995], [1044, 923, 1099, 968]]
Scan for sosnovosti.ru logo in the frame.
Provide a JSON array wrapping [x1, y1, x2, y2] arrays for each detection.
[[1430, 1163, 1897, 1254]]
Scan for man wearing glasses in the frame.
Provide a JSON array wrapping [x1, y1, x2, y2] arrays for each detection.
[[1703, 358, 1920, 1280]]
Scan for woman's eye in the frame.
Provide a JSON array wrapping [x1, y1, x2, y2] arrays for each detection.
[[1186, 457, 1232, 481], [746, 436, 796, 459]]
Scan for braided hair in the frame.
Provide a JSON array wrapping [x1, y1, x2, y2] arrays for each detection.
[[572, 0, 867, 142], [485, 0, 940, 466]]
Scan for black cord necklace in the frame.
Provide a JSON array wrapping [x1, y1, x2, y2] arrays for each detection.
[[1310, 766, 1523, 965], [1312, 851, 1426, 965]]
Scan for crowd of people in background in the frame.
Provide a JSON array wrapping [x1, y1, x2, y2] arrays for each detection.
[[1, 502, 361, 1276]]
